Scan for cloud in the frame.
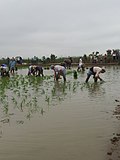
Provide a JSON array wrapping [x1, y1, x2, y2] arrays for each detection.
[[0, 0, 120, 58]]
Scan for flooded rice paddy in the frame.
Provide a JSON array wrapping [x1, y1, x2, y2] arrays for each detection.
[[0, 66, 120, 160]]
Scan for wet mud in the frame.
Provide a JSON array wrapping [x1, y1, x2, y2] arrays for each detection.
[[107, 100, 120, 160]]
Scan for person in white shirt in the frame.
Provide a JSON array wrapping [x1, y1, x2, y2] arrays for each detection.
[[0, 64, 10, 77], [51, 65, 66, 81], [28, 65, 44, 77], [77, 58, 85, 71], [85, 66, 106, 82]]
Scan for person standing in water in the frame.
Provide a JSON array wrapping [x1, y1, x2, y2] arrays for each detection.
[[85, 66, 106, 83], [9, 57, 17, 74], [51, 65, 66, 82], [77, 58, 85, 72], [0, 64, 10, 77]]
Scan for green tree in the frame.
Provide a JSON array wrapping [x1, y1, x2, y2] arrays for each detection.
[[42, 56, 46, 64], [50, 54, 57, 62]]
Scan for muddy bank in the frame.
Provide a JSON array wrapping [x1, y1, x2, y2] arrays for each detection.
[[107, 100, 120, 160]]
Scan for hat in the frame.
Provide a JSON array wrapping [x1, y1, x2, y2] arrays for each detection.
[[101, 66, 106, 72], [50, 65, 54, 69]]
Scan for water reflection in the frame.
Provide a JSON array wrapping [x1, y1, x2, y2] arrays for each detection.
[[84, 81, 105, 98], [0, 67, 111, 141], [0, 72, 107, 128], [0, 74, 81, 129], [51, 81, 67, 100], [0, 66, 120, 160]]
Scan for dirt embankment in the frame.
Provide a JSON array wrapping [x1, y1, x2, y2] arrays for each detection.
[[107, 100, 120, 160]]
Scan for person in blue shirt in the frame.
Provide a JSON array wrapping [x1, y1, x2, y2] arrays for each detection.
[[9, 57, 17, 74]]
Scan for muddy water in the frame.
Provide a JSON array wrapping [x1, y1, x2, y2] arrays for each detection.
[[0, 66, 120, 160]]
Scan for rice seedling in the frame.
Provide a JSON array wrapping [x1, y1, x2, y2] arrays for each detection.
[[16, 120, 24, 124], [72, 82, 77, 92], [15, 80, 19, 87], [0, 118, 9, 124], [26, 113, 31, 120], [73, 70, 78, 79], [45, 95, 50, 105], [11, 97, 17, 106], [22, 98, 26, 104], [3, 103, 9, 114], [0, 67, 86, 123], [41, 88, 45, 94], [17, 91, 20, 97], [51, 87, 56, 96], [20, 101, 23, 112], [66, 70, 73, 75], [41, 108, 45, 115], [26, 100, 32, 107]]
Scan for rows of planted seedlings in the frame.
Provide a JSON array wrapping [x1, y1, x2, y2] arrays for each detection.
[[0, 69, 92, 125]]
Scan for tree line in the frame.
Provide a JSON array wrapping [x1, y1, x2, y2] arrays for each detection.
[[0, 49, 120, 66]]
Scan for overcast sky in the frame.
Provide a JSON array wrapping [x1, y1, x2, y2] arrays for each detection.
[[0, 0, 120, 59]]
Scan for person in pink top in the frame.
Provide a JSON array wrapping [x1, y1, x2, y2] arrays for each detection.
[[51, 65, 66, 82], [85, 66, 106, 82]]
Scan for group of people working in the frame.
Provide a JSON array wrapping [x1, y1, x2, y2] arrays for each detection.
[[50, 58, 106, 82], [0, 57, 106, 83], [28, 65, 44, 77], [50, 64, 106, 83], [0, 57, 17, 77]]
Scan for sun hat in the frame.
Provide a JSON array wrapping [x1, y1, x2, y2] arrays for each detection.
[[50, 65, 54, 69], [101, 66, 106, 72]]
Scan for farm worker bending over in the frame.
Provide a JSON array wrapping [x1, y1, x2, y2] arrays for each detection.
[[85, 66, 106, 83], [28, 65, 44, 77], [77, 58, 85, 72], [51, 65, 66, 82], [0, 64, 10, 77]]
